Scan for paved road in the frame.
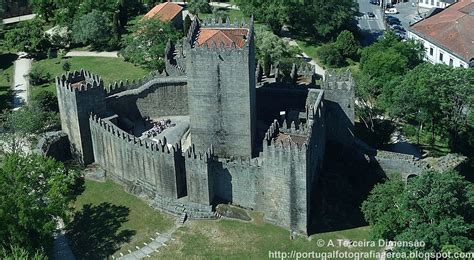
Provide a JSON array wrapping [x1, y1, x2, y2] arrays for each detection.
[[2, 14, 36, 25], [65, 51, 119, 58], [357, 0, 385, 45], [12, 53, 32, 110]]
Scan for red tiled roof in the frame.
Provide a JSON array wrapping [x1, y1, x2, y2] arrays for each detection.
[[144, 2, 183, 22], [196, 28, 249, 48], [410, 0, 474, 62]]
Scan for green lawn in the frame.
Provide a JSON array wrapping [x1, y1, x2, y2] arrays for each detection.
[[157, 213, 379, 259], [0, 53, 16, 111], [297, 40, 322, 62], [69, 179, 173, 258], [199, 8, 247, 21], [30, 57, 150, 98]]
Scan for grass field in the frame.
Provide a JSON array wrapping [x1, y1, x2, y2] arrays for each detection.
[[69, 180, 173, 258], [0, 53, 16, 111], [157, 214, 379, 259], [30, 57, 150, 98]]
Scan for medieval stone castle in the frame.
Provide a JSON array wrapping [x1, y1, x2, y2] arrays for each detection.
[[56, 18, 355, 235]]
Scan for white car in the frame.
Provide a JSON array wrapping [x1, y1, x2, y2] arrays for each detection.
[[385, 8, 398, 14]]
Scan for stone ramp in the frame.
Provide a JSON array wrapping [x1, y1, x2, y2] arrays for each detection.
[[115, 225, 179, 260]]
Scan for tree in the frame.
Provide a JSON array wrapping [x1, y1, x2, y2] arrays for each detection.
[[33, 91, 59, 112], [121, 18, 182, 71], [72, 10, 114, 50], [28, 0, 57, 22], [236, 0, 290, 35], [362, 171, 474, 252], [382, 63, 473, 150], [0, 0, 4, 31], [0, 154, 83, 254], [212, 7, 228, 22], [0, 103, 58, 154], [0, 245, 47, 260], [188, 0, 211, 15], [288, 0, 358, 39], [254, 26, 296, 75], [335, 30, 360, 59], [316, 43, 345, 68], [354, 31, 424, 134], [4, 18, 50, 55]]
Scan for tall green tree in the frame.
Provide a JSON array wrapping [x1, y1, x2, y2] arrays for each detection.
[[254, 26, 296, 75], [188, 0, 211, 15], [362, 171, 474, 252], [236, 0, 290, 35], [382, 63, 473, 150], [121, 18, 182, 71], [289, 0, 358, 39], [4, 18, 50, 55], [0, 154, 83, 254], [335, 30, 360, 59], [28, 0, 57, 22], [72, 10, 114, 50]]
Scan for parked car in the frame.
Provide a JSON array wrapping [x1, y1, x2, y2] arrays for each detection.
[[390, 24, 405, 31], [386, 16, 401, 24], [370, 0, 380, 5], [385, 8, 398, 14], [367, 12, 376, 18]]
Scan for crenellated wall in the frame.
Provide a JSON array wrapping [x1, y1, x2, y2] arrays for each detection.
[[56, 70, 107, 164], [89, 116, 187, 199]]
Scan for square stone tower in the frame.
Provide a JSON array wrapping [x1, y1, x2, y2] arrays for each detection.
[[186, 18, 256, 158]]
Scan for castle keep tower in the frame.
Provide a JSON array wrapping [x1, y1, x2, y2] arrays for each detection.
[[186, 18, 256, 158]]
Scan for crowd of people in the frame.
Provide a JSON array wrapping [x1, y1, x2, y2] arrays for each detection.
[[144, 118, 175, 138]]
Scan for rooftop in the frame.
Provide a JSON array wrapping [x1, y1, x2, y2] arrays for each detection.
[[144, 2, 183, 22], [410, 0, 474, 62], [196, 28, 248, 48]]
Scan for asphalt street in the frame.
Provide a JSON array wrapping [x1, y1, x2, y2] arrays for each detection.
[[357, 0, 386, 45]]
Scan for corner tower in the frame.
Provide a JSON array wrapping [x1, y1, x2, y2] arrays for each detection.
[[186, 18, 256, 158]]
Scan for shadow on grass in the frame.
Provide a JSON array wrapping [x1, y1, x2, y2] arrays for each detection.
[[309, 144, 385, 234], [0, 53, 17, 70], [67, 202, 135, 259]]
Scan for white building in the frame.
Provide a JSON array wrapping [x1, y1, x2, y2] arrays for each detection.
[[408, 0, 473, 68], [417, 0, 457, 9]]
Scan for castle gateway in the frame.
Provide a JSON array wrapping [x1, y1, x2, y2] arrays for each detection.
[[56, 17, 355, 235]]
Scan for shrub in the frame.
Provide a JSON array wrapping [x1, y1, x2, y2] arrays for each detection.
[[316, 43, 345, 68], [62, 60, 71, 72], [335, 30, 360, 59], [72, 10, 113, 50], [188, 0, 212, 15], [33, 91, 58, 112], [28, 67, 52, 86]]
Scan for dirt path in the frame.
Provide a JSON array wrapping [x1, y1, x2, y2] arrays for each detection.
[[12, 53, 32, 110]]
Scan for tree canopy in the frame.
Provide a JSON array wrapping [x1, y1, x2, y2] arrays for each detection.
[[4, 18, 50, 55], [362, 171, 474, 252], [121, 18, 182, 71], [381, 63, 474, 153], [0, 154, 83, 255], [72, 10, 114, 50]]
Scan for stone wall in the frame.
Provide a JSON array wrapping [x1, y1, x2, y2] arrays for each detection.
[[106, 77, 188, 121], [89, 116, 187, 199], [321, 70, 355, 147], [56, 70, 107, 164]]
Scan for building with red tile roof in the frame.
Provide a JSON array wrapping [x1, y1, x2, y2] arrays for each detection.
[[143, 1, 184, 29], [196, 28, 249, 48], [408, 0, 474, 67]]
